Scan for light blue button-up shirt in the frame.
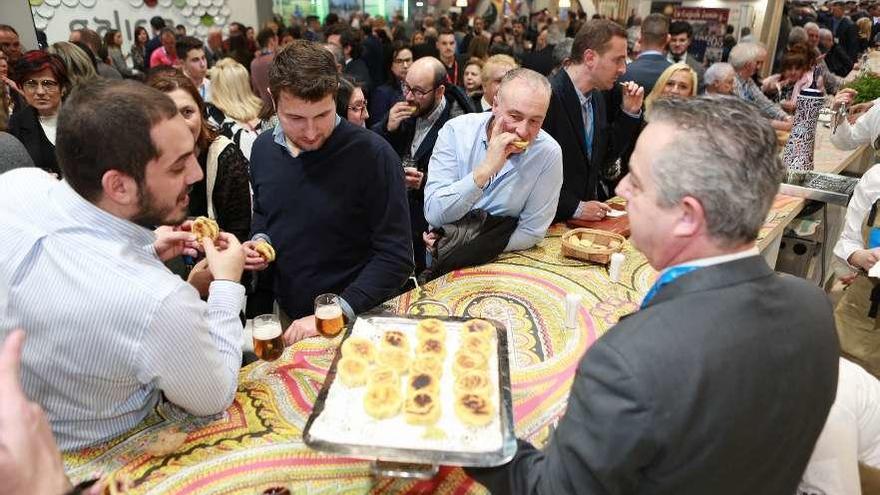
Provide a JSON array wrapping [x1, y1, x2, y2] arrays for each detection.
[[0, 169, 245, 451], [424, 112, 564, 251]]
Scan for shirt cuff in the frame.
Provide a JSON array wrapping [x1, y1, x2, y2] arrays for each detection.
[[338, 297, 356, 322], [251, 233, 272, 245], [207, 280, 246, 313], [573, 201, 585, 219], [621, 107, 642, 119]]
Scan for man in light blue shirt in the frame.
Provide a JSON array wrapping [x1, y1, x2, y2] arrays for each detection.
[[0, 80, 247, 451], [424, 68, 563, 252]]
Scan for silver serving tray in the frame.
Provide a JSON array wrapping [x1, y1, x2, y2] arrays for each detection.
[[302, 314, 517, 468]]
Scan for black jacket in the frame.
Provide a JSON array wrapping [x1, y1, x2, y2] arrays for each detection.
[[833, 16, 861, 62], [371, 85, 474, 271], [542, 69, 641, 221], [7, 106, 59, 176], [420, 209, 516, 282], [468, 256, 839, 495]]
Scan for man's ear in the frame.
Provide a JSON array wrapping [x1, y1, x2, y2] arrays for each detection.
[[672, 196, 706, 239], [100, 170, 139, 207]]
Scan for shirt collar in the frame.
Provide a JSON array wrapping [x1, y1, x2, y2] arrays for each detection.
[[572, 82, 591, 107], [273, 115, 342, 157], [666, 246, 760, 272], [639, 50, 665, 58], [54, 179, 156, 248], [419, 97, 447, 127]]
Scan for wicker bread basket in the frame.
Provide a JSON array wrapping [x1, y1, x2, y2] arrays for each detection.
[[561, 228, 626, 264]]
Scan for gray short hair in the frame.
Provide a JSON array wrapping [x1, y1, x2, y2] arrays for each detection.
[[646, 96, 784, 246], [497, 67, 551, 101], [788, 26, 808, 44], [728, 41, 764, 70], [704, 62, 735, 86], [553, 38, 574, 66], [819, 28, 833, 39], [804, 22, 820, 33]]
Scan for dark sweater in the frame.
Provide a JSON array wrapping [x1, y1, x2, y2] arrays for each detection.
[[249, 120, 414, 319]]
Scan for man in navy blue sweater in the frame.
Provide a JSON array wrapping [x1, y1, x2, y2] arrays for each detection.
[[244, 40, 414, 344]]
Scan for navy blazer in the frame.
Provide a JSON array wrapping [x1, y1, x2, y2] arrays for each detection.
[[542, 69, 641, 221], [621, 52, 672, 95]]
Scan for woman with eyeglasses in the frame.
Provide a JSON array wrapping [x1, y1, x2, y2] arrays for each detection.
[[7, 51, 69, 176], [336, 75, 369, 127], [369, 42, 412, 127]]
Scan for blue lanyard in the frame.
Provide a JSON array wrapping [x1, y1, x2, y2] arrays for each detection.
[[641, 265, 702, 309]]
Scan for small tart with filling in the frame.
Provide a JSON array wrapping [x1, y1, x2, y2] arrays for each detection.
[[378, 347, 411, 375], [416, 337, 446, 359], [381, 330, 409, 351], [453, 350, 488, 376], [364, 383, 402, 419], [341, 336, 376, 363], [411, 355, 443, 376], [454, 392, 494, 426], [253, 240, 276, 262], [367, 366, 400, 388], [416, 318, 446, 341], [460, 334, 491, 356], [408, 371, 440, 394], [337, 357, 369, 387], [404, 391, 441, 426], [462, 319, 495, 340], [191, 216, 219, 243], [454, 370, 491, 396]]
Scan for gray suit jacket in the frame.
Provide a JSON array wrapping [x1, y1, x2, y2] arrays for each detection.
[[468, 256, 839, 494]]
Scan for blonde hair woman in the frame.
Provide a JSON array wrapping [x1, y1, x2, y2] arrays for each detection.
[[207, 57, 265, 159], [47, 42, 97, 88], [644, 62, 698, 113]]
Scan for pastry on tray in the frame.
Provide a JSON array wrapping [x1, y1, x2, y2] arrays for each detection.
[[378, 347, 411, 375], [367, 366, 400, 388], [408, 371, 440, 394], [381, 330, 409, 351], [404, 391, 441, 426], [411, 355, 443, 376], [337, 357, 369, 387], [462, 319, 495, 340], [341, 336, 376, 363], [364, 383, 403, 419], [454, 370, 491, 396], [453, 350, 489, 376], [416, 337, 446, 359], [460, 334, 490, 356], [416, 318, 446, 341], [454, 392, 494, 427]]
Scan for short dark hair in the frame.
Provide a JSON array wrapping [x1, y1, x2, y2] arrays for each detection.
[[269, 40, 339, 103], [669, 20, 693, 38], [76, 28, 103, 57], [175, 36, 203, 59], [0, 24, 18, 35], [150, 16, 166, 31], [57, 79, 178, 202], [570, 19, 627, 63], [335, 75, 356, 116], [640, 13, 669, 48], [257, 27, 277, 48], [438, 27, 455, 38], [146, 70, 217, 152]]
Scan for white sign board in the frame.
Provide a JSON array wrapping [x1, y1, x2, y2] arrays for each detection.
[[30, 0, 234, 50]]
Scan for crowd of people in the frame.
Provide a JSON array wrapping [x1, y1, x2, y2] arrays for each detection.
[[3, 2, 880, 493]]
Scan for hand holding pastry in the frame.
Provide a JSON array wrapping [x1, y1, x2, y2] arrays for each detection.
[[242, 240, 271, 272]]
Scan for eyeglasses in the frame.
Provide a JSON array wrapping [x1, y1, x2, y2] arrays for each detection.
[[22, 79, 60, 93], [347, 101, 368, 113], [401, 82, 434, 97]]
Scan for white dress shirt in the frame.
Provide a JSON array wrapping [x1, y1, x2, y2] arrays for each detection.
[[831, 98, 880, 151], [0, 169, 245, 451], [834, 164, 880, 268]]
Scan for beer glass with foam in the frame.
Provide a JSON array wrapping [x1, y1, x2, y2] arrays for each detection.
[[315, 294, 345, 337], [253, 314, 285, 366]]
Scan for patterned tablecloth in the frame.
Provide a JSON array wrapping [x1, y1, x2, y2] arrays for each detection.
[[62, 197, 805, 494]]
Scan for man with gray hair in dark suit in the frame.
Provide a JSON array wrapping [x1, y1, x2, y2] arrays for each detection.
[[467, 96, 839, 494]]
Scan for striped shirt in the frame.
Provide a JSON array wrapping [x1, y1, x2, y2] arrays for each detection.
[[0, 169, 245, 451]]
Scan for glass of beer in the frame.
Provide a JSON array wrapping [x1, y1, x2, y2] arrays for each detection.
[[253, 314, 284, 374], [315, 294, 345, 338]]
